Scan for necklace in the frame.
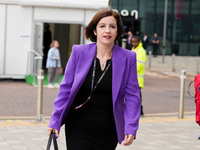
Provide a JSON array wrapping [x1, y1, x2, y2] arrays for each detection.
[[100, 60, 107, 70], [97, 51, 112, 70]]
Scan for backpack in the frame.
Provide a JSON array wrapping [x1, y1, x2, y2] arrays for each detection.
[[189, 73, 200, 126]]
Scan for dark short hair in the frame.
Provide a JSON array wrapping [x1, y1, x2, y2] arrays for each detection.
[[132, 35, 141, 41], [84, 9, 124, 42]]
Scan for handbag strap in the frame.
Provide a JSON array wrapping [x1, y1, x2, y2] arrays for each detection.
[[46, 131, 58, 150]]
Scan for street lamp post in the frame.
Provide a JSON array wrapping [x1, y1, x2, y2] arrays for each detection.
[[162, 0, 168, 63]]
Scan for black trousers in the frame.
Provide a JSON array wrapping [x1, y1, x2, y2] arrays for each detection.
[[153, 45, 158, 56], [140, 87, 144, 115]]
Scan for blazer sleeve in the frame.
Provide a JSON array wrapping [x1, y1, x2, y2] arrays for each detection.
[[124, 52, 141, 138], [48, 45, 78, 131]]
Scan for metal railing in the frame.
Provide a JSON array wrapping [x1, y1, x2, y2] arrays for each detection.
[[27, 50, 43, 85]]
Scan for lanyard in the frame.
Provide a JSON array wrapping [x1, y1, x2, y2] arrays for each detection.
[[74, 57, 112, 110]]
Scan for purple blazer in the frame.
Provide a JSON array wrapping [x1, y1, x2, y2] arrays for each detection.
[[48, 43, 141, 143]]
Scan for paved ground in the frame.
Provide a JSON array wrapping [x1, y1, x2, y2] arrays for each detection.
[[0, 71, 196, 117], [0, 115, 199, 150], [146, 55, 200, 76], [0, 55, 200, 150]]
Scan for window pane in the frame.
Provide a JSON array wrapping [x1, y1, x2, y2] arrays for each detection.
[[110, 0, 200, 55]]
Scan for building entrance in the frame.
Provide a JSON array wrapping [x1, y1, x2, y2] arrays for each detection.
[[31, 22, 81, 76], [42, 23, 81, 74]]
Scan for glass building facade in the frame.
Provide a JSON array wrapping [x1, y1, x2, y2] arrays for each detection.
[[110, 0, 200, 55]]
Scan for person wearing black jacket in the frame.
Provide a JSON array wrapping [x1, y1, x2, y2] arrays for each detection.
[[142, 33, 149, 50]]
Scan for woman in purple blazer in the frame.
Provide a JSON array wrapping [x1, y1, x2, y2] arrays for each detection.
[[48, 9, 141, 150]]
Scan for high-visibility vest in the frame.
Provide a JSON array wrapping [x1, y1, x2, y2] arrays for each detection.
[[132, 42, 147, 88]]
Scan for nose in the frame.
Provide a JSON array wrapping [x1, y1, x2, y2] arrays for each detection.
[[105, 26, 110, 33]]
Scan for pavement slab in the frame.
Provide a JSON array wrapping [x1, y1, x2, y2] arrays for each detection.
[[0, 115, 199, 150]]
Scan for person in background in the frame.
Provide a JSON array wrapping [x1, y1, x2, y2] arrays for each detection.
[[142, 33, 149, 50], [46, 40, 61, 88], [126, 30, 133, 50], [42, 23, 52, 73], [47, 9, 141, 150], [132, 36, 147, 115], [151, 33, 159, 57]]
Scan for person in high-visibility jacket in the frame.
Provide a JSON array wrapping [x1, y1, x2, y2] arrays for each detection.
[[132, 36, 147, 115]]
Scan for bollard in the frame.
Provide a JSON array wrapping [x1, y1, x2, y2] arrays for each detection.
[[197, 57, 200, 74], [36, 70, 44, 122], [172, 53, 175, 72], [148, 51, 152, 69], [121, 38, 127, 49], [178, 70, 186, 119]]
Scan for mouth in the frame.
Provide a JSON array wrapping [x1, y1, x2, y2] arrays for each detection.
[[104, 35, 112, 39]]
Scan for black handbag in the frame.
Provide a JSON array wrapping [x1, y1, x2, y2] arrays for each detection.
[[46, 131, 58, 150]]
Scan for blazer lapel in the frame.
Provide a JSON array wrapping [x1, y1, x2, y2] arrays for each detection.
[[71, 43, 126, 106], [71, 43, 97, 95], [112, 45, 126, 105]]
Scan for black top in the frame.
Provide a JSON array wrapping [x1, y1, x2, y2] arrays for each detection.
[[64, 58, 118, 149]]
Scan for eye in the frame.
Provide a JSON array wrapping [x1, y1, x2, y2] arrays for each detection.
[[99, 25, 105, 28], [111, 25, 116, 29]]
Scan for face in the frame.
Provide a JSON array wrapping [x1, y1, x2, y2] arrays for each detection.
[[132, 38, 140, 48], [54, 41, 59, 48], [128, 31, 132, 36], [154, 33, 157, 37], [93, 16, 117, 46]]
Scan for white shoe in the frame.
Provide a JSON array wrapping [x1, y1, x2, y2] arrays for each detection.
[[54, 83, 59, 88], [47, 84, 54, 88]]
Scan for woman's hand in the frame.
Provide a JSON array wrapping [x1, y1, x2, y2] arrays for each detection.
[[48, 127, 59, 138], [123, 134, 134, 146]]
